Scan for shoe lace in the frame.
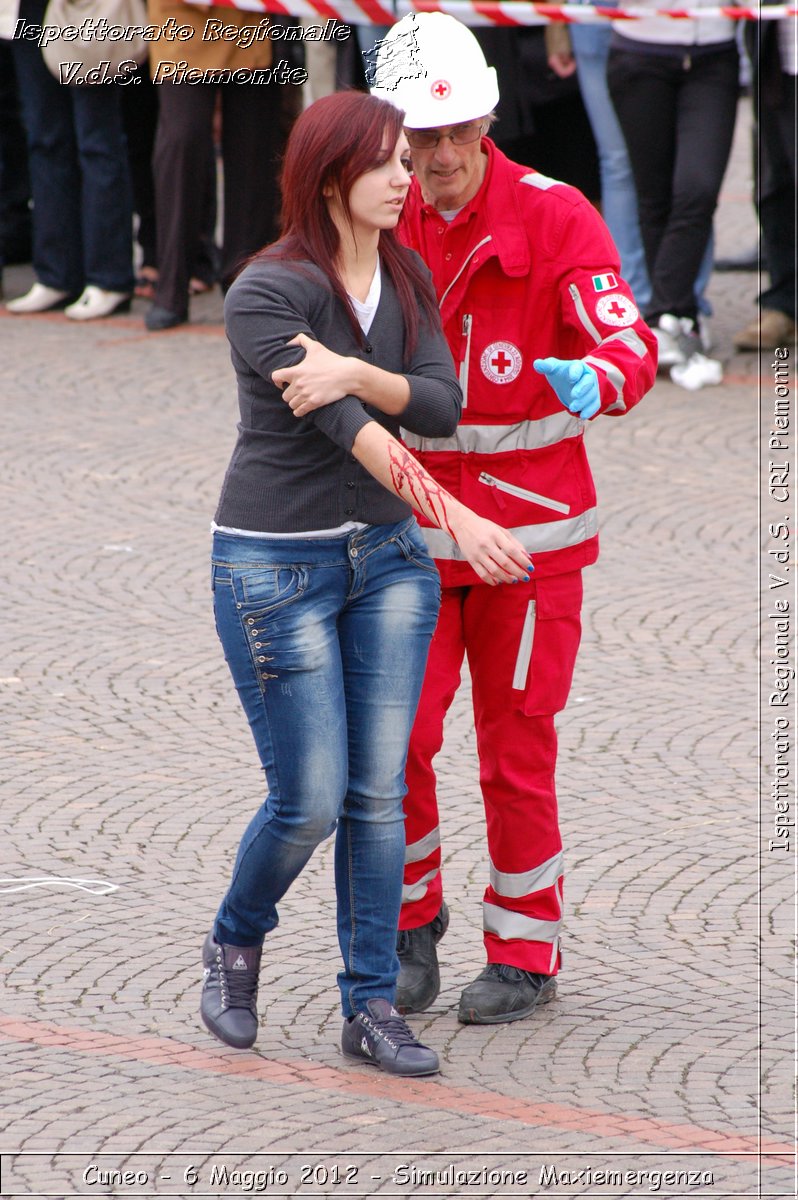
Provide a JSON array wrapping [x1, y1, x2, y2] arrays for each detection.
[[217, 958, 258, 1010], [369, 1012, 420, 1051], [485, 963, 541, 984]]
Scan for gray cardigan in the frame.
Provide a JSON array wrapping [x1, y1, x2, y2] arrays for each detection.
[[215, 255, 462, 532]]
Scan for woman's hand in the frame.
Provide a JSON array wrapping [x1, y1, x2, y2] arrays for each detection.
[[272, 333, 355, 417], [448, 507, 534, 587], [350, 423, 534, 586]]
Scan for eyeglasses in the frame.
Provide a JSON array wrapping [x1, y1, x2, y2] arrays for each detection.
[[405, 121, 485, 150]]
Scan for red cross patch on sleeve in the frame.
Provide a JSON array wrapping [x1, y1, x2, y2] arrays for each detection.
[[595, 293, 639, 327]]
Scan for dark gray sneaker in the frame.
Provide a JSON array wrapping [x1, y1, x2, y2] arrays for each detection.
[[395, 901, 450, 1014], [458, 963, 557, 1025], [341, 998, 440, 1076], [200, 931, 261, 1049]]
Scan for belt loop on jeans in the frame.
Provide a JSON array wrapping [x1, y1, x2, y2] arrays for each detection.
[[349, 527, 365, 561]]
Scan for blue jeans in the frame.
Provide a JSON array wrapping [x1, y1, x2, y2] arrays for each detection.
[[572, 17, 713, 316], [210, 520, 440, 1017], [11, 32, 134, 294]]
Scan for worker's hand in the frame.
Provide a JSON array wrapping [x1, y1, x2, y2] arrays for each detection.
[[534, 357, 601, 419], [273, 333, 353, 416]]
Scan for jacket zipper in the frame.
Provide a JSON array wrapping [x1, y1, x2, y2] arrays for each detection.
[[478, 471, 571, 515], [439, 236, 492, 310], [459, 314, 472, 408]]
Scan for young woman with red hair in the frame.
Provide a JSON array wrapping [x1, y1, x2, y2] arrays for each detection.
[[200, 91, 532, 1076]]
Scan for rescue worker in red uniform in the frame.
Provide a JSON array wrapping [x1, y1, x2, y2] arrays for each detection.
[[370, 13, 658, 1024]]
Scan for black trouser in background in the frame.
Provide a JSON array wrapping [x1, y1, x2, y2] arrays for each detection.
[[608, 43, 739, 324], [755, 68, 796, 321], [0, 43, 32, 269], [152, 81, 286, 319]]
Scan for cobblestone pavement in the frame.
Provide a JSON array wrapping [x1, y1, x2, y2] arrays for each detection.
[[0, 98, 794, 1200]]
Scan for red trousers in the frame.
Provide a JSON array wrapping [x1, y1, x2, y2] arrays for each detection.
[[400, 571, 583, 975]]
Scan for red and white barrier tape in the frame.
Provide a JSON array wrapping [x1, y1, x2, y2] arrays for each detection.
[[181, 0, 798, 23]]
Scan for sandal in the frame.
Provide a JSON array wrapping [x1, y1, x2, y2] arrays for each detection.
[[134, 267, 158, 299]]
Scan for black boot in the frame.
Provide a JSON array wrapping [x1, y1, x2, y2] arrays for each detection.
[[395, 901, 449, 1014], [200, 930, 261, 1049], [458, 962, 556, 1025]]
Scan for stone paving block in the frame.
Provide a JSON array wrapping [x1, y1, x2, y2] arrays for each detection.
[[0, 93, 793, 1200]]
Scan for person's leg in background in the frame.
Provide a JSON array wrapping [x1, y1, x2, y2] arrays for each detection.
[[651, 47, 737, 378], [217, 80, 293, 290], [67, 84, 135, 315], [0, 44, 32, 285], [7, 29, 84, 309], [121, 63, 159, 294], [648, 48, 738, 326], [191, 134, 219, 293], [608, 50, 681, 315], [609, 46, 736, 385], [571, 20, 651, 309], [735, 25, 796, 349], [148, 82, 217, 329], [750, 84, 796, 333], [575, 24, 715, 337]]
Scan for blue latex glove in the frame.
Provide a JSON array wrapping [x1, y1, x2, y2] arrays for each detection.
[[533, 357, 601, 419]]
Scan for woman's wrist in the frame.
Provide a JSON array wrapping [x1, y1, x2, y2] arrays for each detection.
[[347, 357, 368, 397], [348, 357, 410, 414], [437, 496, 470, 541]]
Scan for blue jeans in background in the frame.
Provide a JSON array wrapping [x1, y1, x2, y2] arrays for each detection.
[[210, 519, 440, 1017], [11, 33, 133, 295]]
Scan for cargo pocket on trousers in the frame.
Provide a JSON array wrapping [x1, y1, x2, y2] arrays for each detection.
[[511, 571, 584, 716]]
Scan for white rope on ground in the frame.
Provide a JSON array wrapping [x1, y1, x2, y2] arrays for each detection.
[[0, 876, 119, 894]]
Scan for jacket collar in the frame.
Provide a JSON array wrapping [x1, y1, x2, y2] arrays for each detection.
[[405, 138, 532, 279]]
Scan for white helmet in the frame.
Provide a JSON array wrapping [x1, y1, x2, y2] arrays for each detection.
[[369, 12, 499, 129]]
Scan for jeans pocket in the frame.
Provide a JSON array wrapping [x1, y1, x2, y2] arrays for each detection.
[[395, 525, 440, 577], [237, 566, 308, 613]]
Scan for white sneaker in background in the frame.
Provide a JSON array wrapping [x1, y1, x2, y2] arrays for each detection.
[[654, 314, 686, 369], [670, 353, 723, 390], [65, 285, 131, 321], [6, 282, 70, 313], [655, 313, 723, 389]]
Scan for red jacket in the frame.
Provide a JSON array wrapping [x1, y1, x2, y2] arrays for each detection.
[[399, 138, 657, 586]]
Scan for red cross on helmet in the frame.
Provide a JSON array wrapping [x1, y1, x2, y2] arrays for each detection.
[[369, 12, 500, 129]]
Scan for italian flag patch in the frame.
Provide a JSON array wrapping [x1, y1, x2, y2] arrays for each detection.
[[592, 273, 617, 292]]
